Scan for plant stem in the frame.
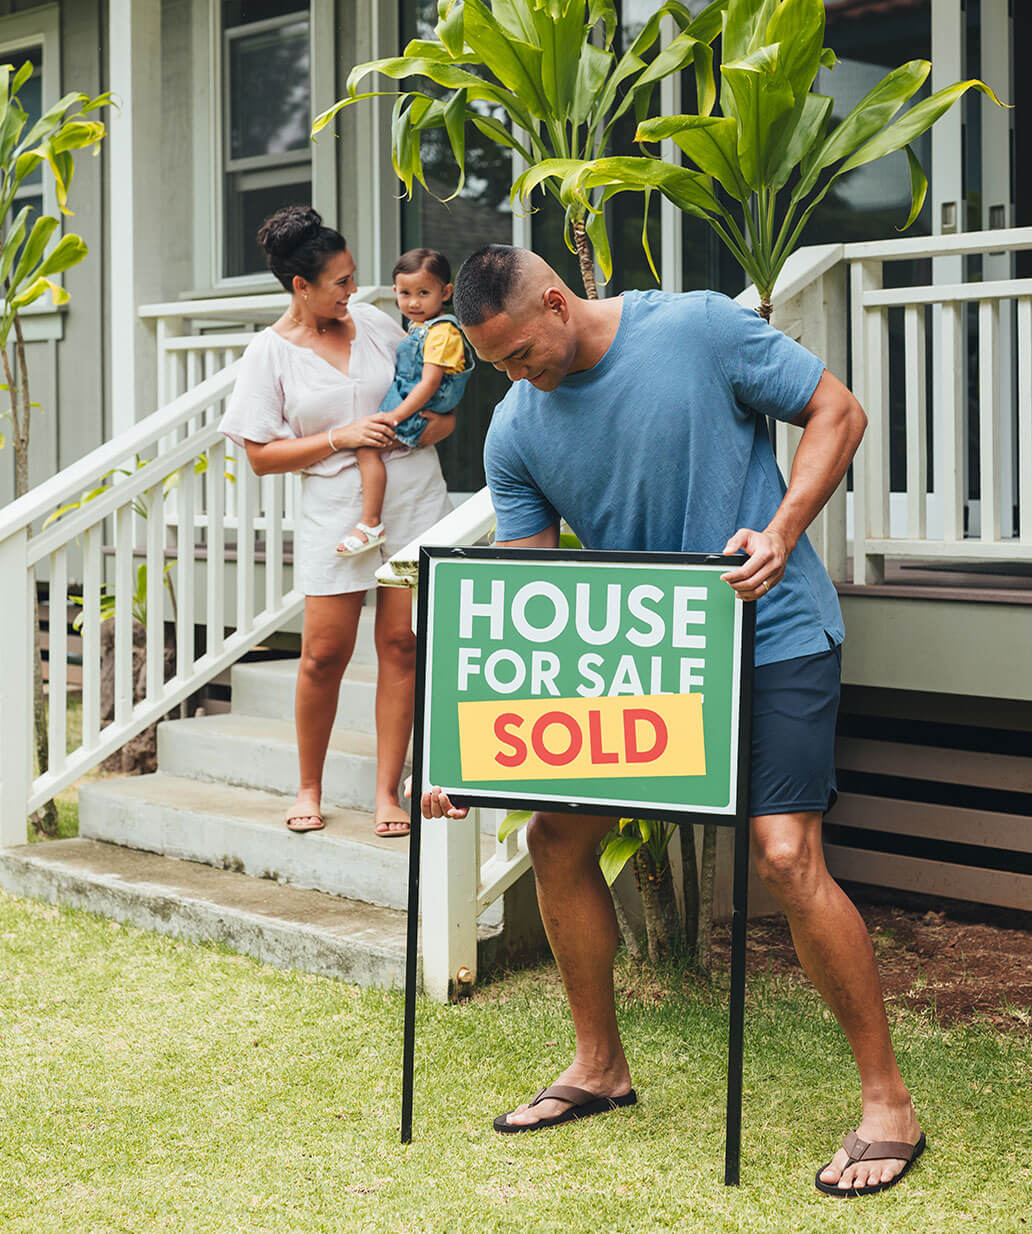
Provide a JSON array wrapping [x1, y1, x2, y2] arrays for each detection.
[[572, 217, 598, 300], [696, 822, 717, 974], [609, 883, 643, 962]]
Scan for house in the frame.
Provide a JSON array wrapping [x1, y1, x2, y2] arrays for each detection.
[[0, 0, 1028, 1000]]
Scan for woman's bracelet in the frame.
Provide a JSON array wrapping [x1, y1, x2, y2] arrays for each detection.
[[327, 427, 339, 452]]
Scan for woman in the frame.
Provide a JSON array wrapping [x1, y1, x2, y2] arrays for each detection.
[[219, 206, 454, 836]]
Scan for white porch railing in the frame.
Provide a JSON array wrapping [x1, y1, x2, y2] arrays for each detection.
[[846, 228, 1032, 583], [0, 362, 305, 846]]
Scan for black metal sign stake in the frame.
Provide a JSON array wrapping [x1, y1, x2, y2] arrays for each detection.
[[400, 547, 754, 1186]]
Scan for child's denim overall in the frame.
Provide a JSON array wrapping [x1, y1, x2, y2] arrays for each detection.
[[378, 314, 475, 447]]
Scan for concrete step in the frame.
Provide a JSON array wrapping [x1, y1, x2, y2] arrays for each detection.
[[77, 774, 501, 926], [231, 659, 377, 735], [0, 839, 414, 988], [79, 774, 418, 912], [156, 713, 405, 813]]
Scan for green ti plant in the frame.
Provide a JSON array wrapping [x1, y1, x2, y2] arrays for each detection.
[[313, 0, 729, 299], [511, 0, 1006, 318], [0, 61, 111, 836]]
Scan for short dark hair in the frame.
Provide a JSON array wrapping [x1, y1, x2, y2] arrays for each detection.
[[256, 205, 348, 291], [453, 245, 524, 326], [392, 247, 452, 286]]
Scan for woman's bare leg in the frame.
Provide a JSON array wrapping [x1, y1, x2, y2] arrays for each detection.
[[291, 591, 365, 825], [337, 448, 387, 551], [371, 585, 417, 835]]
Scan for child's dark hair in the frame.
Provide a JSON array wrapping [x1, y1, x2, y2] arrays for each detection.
[[392, 248, 452, 286], [257, 205, 348, 291]]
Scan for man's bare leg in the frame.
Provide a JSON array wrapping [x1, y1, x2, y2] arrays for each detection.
[[502, 811, 633, 1127], [752, 811, 922, 1190]]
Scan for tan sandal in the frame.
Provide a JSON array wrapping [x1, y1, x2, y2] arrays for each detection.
[[285, 804, 325, 833]]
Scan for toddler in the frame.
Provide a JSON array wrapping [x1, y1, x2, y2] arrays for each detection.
[[335, 248, 474, 557]]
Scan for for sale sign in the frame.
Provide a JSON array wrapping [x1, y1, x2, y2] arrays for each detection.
[[414, 548, 754, 819]]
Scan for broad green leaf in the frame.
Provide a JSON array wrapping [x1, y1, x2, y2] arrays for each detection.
[[497, 809, 532, 841], [634, 31, 705, 91], [720, 45, 795, 190], [10, 214, 58, 291], [11, 60, 33, 94], [12, 276, 69, 309], [460, 0, 546, 117], [898, 144, 928, 231], [512, 157, 588, 206], [18, 90, 86, 150], [687, 0, 731, 45], [765, 0, 825, 101], [767, 91, 832, 192], [722, 0, 778, 65], [588, 0, 618, 49], [637, 114, 747, 201], [572, 42, 612, 127], [838, 78, 1006, 175], [599, 833, 642, 885], [694, 41, 717, 117], [0, 203, 32, 283], [435, 0, 466, 58], [575, 156, 722, 220], [469, 111, 533, 160], [793, 59, 930, 199], [820, 47, 838, 70], [441, 89, 468, 199], [34, 233, 88, 280], [530, 0, 584, 122]]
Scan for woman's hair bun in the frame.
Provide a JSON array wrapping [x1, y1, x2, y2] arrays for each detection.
[[257, 205, 324, 259]]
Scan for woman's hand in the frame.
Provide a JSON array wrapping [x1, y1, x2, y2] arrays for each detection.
[[331, 413, 398, 451], [415, 411, 456, 448]]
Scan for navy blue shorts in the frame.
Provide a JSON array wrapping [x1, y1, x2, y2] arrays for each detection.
[[748, 641, 841, 817]]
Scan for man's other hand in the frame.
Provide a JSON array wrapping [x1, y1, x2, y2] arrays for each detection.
[[720, 527, 789, 601], [403, 775, 470, 819]]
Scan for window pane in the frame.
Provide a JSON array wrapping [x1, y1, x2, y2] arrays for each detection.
[[225, 179, 311, 277], [228, 20, 310, 161], [223, 1, 304, 26]]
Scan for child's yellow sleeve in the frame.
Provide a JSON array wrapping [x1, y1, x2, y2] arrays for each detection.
[[423, 322, 466, 373]]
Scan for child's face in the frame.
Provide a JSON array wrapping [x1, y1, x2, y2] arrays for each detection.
[[393, 267, 453, 323]]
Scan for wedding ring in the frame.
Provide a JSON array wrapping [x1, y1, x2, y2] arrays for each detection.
[[761, 579, 771, 593]]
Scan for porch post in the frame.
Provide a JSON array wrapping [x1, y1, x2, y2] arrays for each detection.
[[107, 0, 163, 435], [0, 530, 32, 848]]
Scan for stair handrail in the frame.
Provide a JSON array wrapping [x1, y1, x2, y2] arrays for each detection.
[[0, 356, 305, 848]]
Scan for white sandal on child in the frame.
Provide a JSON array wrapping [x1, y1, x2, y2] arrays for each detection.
[[335, 522, 386, 558]]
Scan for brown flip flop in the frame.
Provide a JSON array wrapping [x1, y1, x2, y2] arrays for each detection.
[[815, 1130, 927, 1197], [493, 1084, 637, 1134], [285, 805, 325, 833]]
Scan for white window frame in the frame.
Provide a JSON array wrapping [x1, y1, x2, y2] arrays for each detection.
[[0, 3, 63, 340], [192, 0, 337, 292]]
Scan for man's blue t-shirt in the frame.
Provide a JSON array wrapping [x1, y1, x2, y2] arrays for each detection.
[[483, 289, 844, 667]]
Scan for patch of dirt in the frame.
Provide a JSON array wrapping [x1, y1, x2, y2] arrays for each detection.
[[714, 887, 1032, 1033]]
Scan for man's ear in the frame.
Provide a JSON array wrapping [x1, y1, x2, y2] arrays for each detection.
[[542, 286, 569, 320]]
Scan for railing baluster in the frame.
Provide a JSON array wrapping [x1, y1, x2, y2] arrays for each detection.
[[265, 473, 283, 613], [0, 530, 32, 845], [236, 454, 256, 633], [978, 299, 1001, 542], [177, 463, 197, 680], [207, 437, 226, 658], [113, 504, 135, 728], [146, 481, 166, 702], [81, 523, 103, 751], [1019, 298, 1032, 544], [47, 550, 68, 778], [939, 301, 965, 542], [904, 305, 927, 539]]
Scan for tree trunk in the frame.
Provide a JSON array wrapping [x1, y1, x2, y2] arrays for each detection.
[[696, 823, 718, 974], [758, 297, 773, 323], [572, 219, 598, 301], [632, 845, 680, 964], [7, 324, 59, 838], [609, 882, 643, 963], [680, 822, 700, 956]]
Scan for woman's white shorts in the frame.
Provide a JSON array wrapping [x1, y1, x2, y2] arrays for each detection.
[[296, 447, 453, 596]]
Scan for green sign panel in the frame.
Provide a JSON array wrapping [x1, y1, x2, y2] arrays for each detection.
[[416, 549, 753, 818]]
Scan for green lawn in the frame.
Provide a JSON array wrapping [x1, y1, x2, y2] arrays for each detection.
[[0, 891, 1028, 1233]]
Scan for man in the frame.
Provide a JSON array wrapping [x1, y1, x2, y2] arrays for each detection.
[[421, 245, 924, 1197]]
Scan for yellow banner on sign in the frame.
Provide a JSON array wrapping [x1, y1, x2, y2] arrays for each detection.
[[457, 694, 705, 782]]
